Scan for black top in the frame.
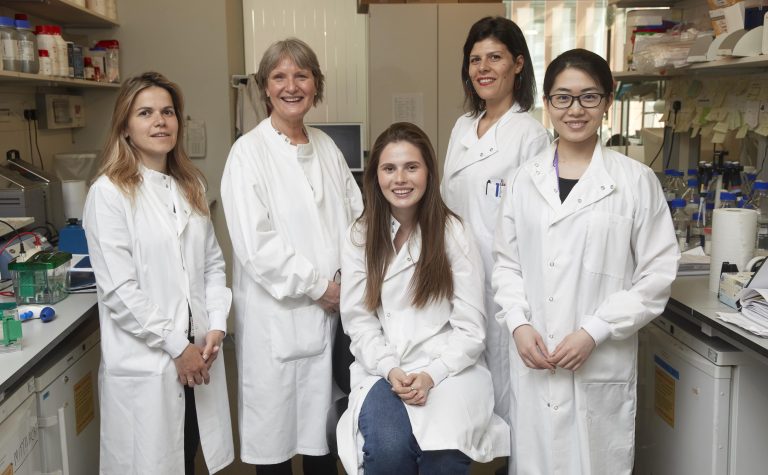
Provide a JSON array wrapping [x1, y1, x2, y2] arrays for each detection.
[[558, 177, 579, 202]]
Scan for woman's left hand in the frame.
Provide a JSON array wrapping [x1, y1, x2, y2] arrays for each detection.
[[549, 329, 596, 371], [403, 372, 434, 406], [202, 330, 225, 369]]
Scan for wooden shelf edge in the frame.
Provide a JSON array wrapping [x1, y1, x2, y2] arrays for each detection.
[[0, 70, 120, 89], [0, 0, 119, 28]]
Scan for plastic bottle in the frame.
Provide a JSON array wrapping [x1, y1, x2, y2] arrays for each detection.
[[95, 39, 119, 83], [689, 211, 704, 249], [52, 26, 68, 77], [36, 25, 57, 76], [14, 18, 38, 74], [83, 55, 94, 80], [719, 192, 737, 209], [670, 198, 689, 252], [89, 46, 106, 82], [684, 178, 700, 214], [747, 181, 768, 251], [664, 170, 686, 203], [0, 16, 20, 72], [38, 49, 52, 76]]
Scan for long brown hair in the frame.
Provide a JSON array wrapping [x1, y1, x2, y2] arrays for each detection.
[[95, 71, 209, 215], [358, 122, 457, 310]]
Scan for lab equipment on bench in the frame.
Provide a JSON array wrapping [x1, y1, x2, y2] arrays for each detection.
[[8, 251, 72, 305], [58, 219, 88, 255], [0, 306, 23, 351], [2, 150, 66, 230]]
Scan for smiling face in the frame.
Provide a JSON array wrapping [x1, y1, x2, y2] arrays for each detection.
[[544, 67, 611, 146], [266, 56, 316, 127], [377, 141, 428, 225], [468, 37, 523, 111], [124, 86, 178, 169]]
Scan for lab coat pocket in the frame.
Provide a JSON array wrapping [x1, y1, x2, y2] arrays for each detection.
[[583, 382, 635, 475], [270, 305, 328, 362], [584, 210, 632, 279]]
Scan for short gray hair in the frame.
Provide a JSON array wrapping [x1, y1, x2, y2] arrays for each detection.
[[255, 37, 325, 108]]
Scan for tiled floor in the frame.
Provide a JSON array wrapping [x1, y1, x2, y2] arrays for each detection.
[[196, 337, 506, 475]]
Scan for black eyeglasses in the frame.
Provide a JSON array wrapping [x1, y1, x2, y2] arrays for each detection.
[[546, 93, 607, 109]]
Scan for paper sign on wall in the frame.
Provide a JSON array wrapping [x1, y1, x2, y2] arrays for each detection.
[[392, 93, 424, 128]]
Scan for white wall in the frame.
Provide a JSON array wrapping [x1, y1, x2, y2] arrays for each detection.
[[72, 0, 244, 290], [242, 0, 368, 141]]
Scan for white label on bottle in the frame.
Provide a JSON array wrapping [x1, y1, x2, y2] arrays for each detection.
[[19, 39, 34, 61], [2, 38, 16, 60]]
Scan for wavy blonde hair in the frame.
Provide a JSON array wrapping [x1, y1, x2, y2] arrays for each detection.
[[95, 71, 208, 215]]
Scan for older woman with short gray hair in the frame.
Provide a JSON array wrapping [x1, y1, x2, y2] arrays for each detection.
[[221, 37, 362, 475]]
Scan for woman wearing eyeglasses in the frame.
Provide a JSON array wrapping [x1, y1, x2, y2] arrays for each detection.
[[492, 49, 679, 474]]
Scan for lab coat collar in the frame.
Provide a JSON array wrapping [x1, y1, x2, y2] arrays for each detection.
[[385, 216, 421, 281], [140, 165, 192, 236], [451, 103, 523, 176], [525, 140, 616, 226]]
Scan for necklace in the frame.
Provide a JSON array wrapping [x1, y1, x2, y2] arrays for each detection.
[[271, 120, 307, 145]]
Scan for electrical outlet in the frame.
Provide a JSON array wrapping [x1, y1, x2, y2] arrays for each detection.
[[23, 109, 36, 121], [0, 108, 10, 123]]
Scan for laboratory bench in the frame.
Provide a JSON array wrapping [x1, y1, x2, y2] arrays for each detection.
[[665, 275, 768, 364], [0, 293, 97, 400]]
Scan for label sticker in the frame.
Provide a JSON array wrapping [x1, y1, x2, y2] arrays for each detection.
[[74, 372, 95, 435], [654, 354, 677, 428]]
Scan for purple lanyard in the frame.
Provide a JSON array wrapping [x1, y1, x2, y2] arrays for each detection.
[[553, 147, 560, 193]]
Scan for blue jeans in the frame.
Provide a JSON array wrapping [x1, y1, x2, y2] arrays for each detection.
[[358, 378, 471, 475]]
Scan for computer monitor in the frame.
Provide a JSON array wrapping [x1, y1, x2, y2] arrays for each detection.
[[308, 122, 365, 172]]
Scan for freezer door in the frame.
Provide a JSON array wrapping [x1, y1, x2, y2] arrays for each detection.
[[0, 380, 42, 475], [640, 325, 731, 475], [37, 342, 100, 475]]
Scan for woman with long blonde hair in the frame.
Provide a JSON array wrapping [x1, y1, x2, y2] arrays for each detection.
[[84, 72, 234, 474]]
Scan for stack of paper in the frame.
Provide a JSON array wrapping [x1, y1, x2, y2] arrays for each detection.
[[717, 262, 768, 337]]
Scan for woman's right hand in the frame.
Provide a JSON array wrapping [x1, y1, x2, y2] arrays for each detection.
[[173, 344, 209, 387], [388, 367, 415, 399], [512, 325, 555, 370]]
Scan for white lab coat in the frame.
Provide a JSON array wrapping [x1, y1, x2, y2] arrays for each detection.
[[492, 143, 679, 475], [221, 118, 363, 464], [441, 104, 549, 422], [83, 168, 234, 475], [336, 217, 510, 474]]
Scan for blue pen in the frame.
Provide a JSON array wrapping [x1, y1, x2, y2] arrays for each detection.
[[495, 182, 500, 197]]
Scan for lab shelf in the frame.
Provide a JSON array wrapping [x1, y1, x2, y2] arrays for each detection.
[[0, 0, 118, 28], [0, 69, 119, 88], [614, 55, 768, 82]]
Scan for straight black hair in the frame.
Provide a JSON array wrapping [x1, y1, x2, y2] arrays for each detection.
[[461, 16, 536, 116], [543, 48, 614, 98]]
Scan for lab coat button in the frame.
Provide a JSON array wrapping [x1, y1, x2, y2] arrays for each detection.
[[577, 198, 582, 203], [406, 257, 411, 261], [548, 261, 554, 267], [548, 334, 554, 339], [480, 152, 484, 157], [490, 147, 494, 152], [386, 313, 391, 318], [601, 185, 605, 190], [548, 296, 553, 302], [553, 405, 559, 411]]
